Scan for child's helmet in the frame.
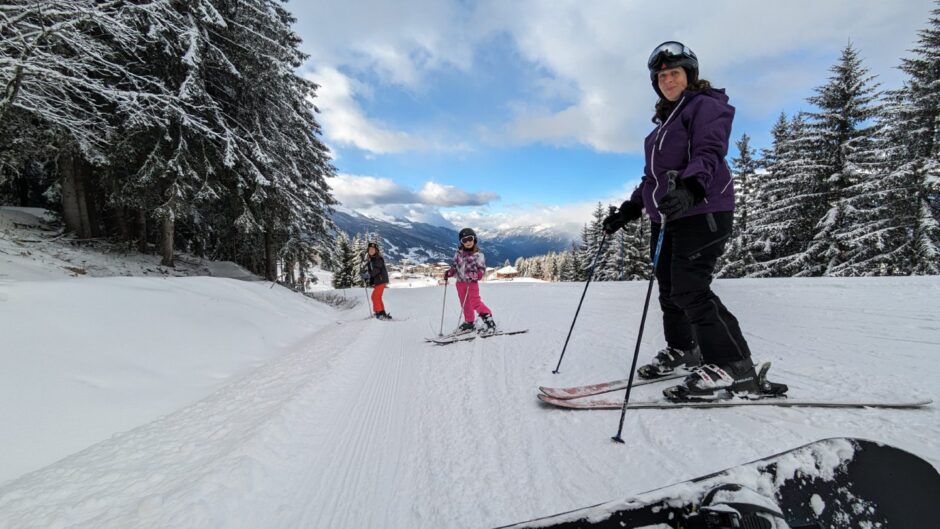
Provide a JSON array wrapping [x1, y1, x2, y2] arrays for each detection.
[[458, 228, 476, 241]]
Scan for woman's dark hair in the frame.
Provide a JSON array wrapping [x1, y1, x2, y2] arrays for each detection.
[[367, 242, 381, 257], [653, 78, 713, 124]]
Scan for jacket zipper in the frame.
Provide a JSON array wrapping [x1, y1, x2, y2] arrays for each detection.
[[650, 96, 685, 210]]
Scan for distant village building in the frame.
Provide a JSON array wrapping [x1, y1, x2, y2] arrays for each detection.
[[495, 265, 518, 280]]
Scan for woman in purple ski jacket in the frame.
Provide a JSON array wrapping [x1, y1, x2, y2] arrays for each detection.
[[603, 41, 766, 401]]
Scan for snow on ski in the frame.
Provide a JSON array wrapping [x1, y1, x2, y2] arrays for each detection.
[[538, 372, 688, 400], [427, 329, 529, 345], [537, 393, 932, 410]]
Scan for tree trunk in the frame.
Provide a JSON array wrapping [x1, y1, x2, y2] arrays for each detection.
[[137, 209, 148, 253], [298, 258, 307, 291], [287, 257, 298, 287], [78, 159, 101, 237], [160, 215, 175, 267], [114, 206, 129, 242], [72, 157, 93, 238], [59, 153, 84, 236], [265, 229, 277, 281]]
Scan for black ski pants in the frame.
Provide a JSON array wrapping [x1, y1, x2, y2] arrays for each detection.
[[650, 211, 751, 366]]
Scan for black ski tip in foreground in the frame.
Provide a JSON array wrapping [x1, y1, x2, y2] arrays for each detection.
[[492, 437, 940, 529]]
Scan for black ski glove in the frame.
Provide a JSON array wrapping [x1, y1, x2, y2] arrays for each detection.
[[602, 200, 643, 234], [657, 178, 705, 220]]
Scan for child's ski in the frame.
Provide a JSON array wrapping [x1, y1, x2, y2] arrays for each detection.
[[427, 329, 528, 346]]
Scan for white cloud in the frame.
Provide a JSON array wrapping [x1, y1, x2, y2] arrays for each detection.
[[328, 174, 499, 209], [480, 0, 936, 152], [308, 67, 425, 154], [329, 173, 644, 239], [418, 182, 497, 207], [442, 179, 641, 240], [291, 1, 476, 89], [295, 0, 933, 155]]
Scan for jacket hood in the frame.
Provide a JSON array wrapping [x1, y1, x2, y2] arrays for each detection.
[[683, 87, 728, 104]]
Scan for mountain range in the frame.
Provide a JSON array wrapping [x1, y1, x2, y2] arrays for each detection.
[[331, 210, 575, 264]]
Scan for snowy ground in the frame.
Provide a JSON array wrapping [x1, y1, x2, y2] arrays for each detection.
[[1, 208, 938, 529]]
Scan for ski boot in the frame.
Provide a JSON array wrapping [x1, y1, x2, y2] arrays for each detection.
[[479, 313, 497, 335], [637, 344, 703, 379], [696, 483, 791, 529], [374, 311, 392, 320], [664, 361, 788, 402], [455, 321, 476, 335]]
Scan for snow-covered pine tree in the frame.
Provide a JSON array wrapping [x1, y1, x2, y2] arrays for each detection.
[[801, 43, 883, 276], [746, 113, 788, 275], [558, 250, 579, 282], [0, 0, 185, 239], [540, 252, 555, 282], [529, 258, 544, 280], [567, 240, 586, 282], [516, 257, 527, 278], [351, 232, 368, 287], [0, 1, 175, 163], [331, 231, 356, 289], [831, 4, 940, 275], [580, 203, 618, 281], [890, 3, 940, 273], [718, 134, 759, 277], [612, 216, 650, 281], [112, 0, 235, 266], [748, 113, 828, 276], [191, 0, 335, 278]]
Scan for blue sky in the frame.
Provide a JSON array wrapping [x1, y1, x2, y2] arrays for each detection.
[[286, 0, 935, 237]]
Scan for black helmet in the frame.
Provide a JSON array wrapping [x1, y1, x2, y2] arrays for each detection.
[[648, 41, 699, 96], [458, 228, 476, 242]]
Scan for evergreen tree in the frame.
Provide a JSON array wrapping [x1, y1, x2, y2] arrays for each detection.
[[0, 0, 336, 278], [718, 134, 759, 277], [617, 217, 651, 281], [749, 113, 829, 276], [831, 4, 940, 275], [801, 43, 883, 275], [331, 231, 356, 289], [558, 251, 579, 282], [207, 0, 336, 278], [579, 203, 618, 281]]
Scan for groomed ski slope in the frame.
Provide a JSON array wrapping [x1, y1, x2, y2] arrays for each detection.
[[1, 275, 938, 528]]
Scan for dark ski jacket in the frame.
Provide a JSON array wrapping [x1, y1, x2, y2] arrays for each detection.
[[630, 88, 736, 224], [366, 255, 389, 286]]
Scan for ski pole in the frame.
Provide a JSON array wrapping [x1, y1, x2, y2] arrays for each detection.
[[613, 171, 677, 443], [438, 280, 449, 336], [552, 220, 614, 374], [363, 255, 373, 317], [364, 285, 373, 317], [454, 281, 471, 330]]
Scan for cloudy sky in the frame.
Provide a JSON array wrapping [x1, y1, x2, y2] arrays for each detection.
[[286, 0, 935, 237]]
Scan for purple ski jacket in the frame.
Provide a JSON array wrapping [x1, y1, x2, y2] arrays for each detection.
[[630, 88, 736, 224]]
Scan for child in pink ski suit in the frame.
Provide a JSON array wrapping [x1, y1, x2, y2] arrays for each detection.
[[444, 228, 497, 333]]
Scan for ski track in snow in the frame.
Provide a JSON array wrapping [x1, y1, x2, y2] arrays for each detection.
[[1, 278, 939, 528]]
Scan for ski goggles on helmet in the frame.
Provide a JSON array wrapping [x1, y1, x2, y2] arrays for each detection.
[[647, 41, 697, 73], [461, 235, 476, 243]]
